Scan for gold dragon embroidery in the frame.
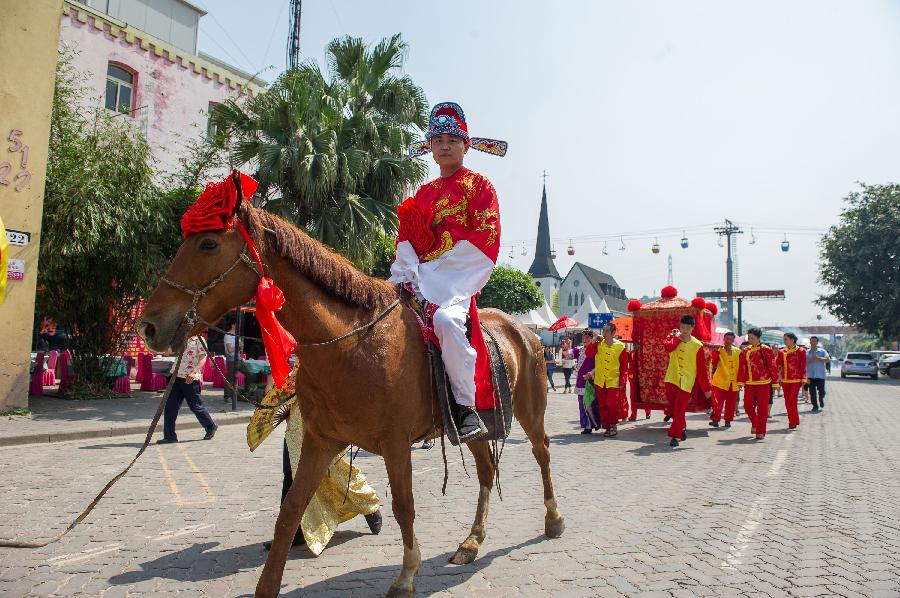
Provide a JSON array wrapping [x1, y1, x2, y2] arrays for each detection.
[[422, 231, 454, 262], [431, 196, 468, 227], [473, 209, 499, 246]]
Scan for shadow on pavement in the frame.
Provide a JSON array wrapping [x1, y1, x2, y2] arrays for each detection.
[[275, 535, 546, 597], [108, 530, 368, 586], [77, 438, 210, 450]]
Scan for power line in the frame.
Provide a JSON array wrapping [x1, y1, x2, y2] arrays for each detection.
[[500, 223, 828, 249], [261, 0, 290, 73], [194, 0, 256, 72]]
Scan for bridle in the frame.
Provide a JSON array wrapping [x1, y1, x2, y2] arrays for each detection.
[[161, 243, 262, 333]]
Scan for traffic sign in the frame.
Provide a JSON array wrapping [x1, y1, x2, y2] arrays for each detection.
[[588, 313, 613, 330]]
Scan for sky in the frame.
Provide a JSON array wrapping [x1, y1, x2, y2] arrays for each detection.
[[195, 0, 900, 327]]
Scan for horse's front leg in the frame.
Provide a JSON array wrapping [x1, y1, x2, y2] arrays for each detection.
[[383, 441, 420, 598], [255, 434, 345, 598], [450, 440, 494, 565]]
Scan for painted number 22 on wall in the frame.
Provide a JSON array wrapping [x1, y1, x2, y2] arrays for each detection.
[[0, 130, 32, 192]]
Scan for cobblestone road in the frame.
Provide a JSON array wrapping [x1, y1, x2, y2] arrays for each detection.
[[2, 376, 899, 597]]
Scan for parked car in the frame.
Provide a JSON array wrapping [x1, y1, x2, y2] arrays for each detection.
[[878, 353, 900, 376], [841, 352, 878, 379]]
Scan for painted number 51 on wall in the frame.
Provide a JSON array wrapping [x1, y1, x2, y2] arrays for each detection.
[[0, 129, 32, 192]]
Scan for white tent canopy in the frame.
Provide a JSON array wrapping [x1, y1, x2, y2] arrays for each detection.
[[515, 308, 550, 329], [572, 296, 602, 328], [534, 301, 558, 328]]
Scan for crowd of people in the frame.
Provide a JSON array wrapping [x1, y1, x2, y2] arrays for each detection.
[[545, 322, 831, 448]]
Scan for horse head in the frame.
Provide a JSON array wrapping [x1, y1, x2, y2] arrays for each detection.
[[138, 172, 260, 353]]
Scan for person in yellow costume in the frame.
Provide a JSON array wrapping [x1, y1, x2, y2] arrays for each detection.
[[247, 369, 382, 555], [585, 322, 629, 437], [663, 315, 712, 448], [709, 331, 740, 429]]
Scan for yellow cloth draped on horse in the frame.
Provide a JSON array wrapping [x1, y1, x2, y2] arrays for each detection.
[[247, 374, 380, 556]]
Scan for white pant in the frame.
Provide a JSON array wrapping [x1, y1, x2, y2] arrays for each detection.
[[432, 301, 476, 408]]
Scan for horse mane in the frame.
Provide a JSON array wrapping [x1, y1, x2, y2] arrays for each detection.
[[238, 205, 396, 309]]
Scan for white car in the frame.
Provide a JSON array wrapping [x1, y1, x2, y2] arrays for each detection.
[[840, 352, 878, 379]]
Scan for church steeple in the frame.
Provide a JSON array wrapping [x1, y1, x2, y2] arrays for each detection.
[[528, 178, 561, 280]]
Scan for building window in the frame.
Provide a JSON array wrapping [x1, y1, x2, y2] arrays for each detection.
[[568, 293, 572, 306], [105, 63, 134, 114], [580, 293, 585, 305], [573, 279, 580, 288], [535, 281, 541, 287], [207, 101, 220, 138]]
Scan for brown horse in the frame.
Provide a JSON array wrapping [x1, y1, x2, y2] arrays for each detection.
[[138, 190, 565, 597]]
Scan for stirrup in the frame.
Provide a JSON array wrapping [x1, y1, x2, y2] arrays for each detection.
[[456, 407, 486, 441]]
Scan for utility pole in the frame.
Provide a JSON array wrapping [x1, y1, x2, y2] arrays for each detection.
[[714, 219, 743, 326], [287, 0, 302, 70]]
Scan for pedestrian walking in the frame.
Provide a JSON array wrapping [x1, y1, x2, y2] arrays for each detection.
[[157, 334, 217, 443], [663, 315, 711, 448], [560, 339, 575, 393], [709, 331, 740, 429], [738, 328, 778, 440], [574, 329, 600, 433], [806, 336, 830, 412], [544, 346, 557, 391], [585, 323, 629, 437], [223, 322, 237, 403], [778, 332, 806, 430]]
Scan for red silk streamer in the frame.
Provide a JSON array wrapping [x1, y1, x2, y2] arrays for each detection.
[[236, 222, 297, 389]]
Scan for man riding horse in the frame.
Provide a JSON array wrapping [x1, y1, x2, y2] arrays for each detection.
[[390, 101, 506, 441]]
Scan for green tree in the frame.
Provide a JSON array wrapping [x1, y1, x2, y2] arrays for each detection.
[[368, 231, 398, 279], [817, 183, 900, 340], [212, 34, 428, 271], [478, 266, 544, 314], [38, 56, 185, 395]]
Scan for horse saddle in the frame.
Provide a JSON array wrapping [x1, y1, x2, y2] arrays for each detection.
[[401, 289, 513, 446], [428, 330, 514, 446]]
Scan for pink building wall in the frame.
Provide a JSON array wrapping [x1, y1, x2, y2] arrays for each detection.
[[59, 6, 258, 176]]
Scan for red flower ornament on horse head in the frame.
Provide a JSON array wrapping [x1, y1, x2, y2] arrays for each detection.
[[181, 172, 258, 237]]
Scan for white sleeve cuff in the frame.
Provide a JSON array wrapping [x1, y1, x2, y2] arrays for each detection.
[[388, 240, 421, 292], [417, 240, 495, 308]]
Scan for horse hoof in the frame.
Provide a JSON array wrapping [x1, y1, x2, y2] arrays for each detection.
[[385, 583, 415, 598], [449, 543, 479, 565], [545, 514, 566, 538]]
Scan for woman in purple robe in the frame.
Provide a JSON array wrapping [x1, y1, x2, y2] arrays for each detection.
[[574, 329, 600, 434]]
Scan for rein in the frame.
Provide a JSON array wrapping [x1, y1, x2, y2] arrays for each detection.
[[0, 349, 186, 548]]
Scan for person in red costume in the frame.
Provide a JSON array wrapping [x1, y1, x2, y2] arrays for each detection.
[[389, 102, 507, 441], [663, 315, 712, 448], [778, 332, 807, 430], [738, 328, 779, 440]]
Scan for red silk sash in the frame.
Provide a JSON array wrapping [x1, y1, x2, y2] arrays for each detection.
[[236, 222, 297, 389]]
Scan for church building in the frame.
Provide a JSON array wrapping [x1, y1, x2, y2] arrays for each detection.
[[526, 179, 630, 320], [526, 181, 562, 305]]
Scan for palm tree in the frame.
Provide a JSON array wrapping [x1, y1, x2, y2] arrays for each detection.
[[212, 34, 428, 271]]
